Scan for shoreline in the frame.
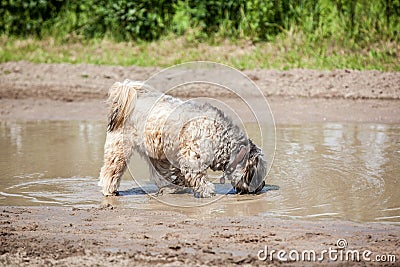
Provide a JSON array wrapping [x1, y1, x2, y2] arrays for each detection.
[[1, 61, 399, 124], [1, 97, 399, 124], [1, 61, 400, 100]]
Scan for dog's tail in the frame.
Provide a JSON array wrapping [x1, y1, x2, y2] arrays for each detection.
[[107, 79, 147, 132]]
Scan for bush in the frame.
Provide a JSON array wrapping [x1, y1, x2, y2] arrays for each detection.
[[0, 0, 65, 37], [81, 0, 176, 41], [0, 0, 398, 44]]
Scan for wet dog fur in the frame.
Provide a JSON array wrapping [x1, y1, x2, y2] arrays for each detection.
[[98, 80, 266, 198]]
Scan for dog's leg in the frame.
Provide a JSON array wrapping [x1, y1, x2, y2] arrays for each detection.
[[181, 169, 215, 198], [149, 158, 189, 195], [99, 131, 132, 196], [148, 158, 174, 188], [177, 143, 215, 197]]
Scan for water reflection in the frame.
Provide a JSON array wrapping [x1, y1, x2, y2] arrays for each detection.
[[272, 123, 399, 223], [0, 121, 399, 224]]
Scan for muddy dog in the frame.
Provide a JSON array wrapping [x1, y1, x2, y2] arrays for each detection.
[[99, 80, 266, 197]]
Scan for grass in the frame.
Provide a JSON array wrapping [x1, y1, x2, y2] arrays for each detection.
[[0, 31, 399, 71]]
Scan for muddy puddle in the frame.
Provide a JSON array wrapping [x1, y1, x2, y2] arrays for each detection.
[[0, 121, 399, 224]]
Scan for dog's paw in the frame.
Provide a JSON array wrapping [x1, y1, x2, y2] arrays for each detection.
[[154, 187, 176, 196], [102, 190, 120, 197], [195, 182, 215, 198]]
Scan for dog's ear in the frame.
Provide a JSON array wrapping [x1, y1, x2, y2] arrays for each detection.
[[226, 145, 247, 174], [244, 140, 267, 193]]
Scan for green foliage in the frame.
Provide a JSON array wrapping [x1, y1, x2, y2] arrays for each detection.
[[0, 0, 177, 41], [0, 0, 399, 70], [1, 0, 398, 43], [81, 0, 176, 41], [1, 35, 398, 71], [0, 0, 64, 37]]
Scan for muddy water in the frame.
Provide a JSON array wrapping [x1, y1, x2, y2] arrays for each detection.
[[0, 121, 399, 224]]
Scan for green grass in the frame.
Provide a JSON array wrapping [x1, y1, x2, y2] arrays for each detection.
[[1, 31, 398, 71], [1, 0, 398, 71]]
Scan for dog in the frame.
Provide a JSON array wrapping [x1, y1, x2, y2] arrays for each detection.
[[98, 79, 266, 198]]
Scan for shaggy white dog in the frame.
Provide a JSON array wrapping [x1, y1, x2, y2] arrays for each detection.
[[99, 80, 266, 197]]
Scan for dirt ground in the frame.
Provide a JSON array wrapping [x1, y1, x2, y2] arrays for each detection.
[[0, 61, 399, 266], [1, 206, 399, 266], [0, 61, 399, 123]]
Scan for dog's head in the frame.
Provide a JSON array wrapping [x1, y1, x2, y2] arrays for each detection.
[[226, 140, 267, 194]]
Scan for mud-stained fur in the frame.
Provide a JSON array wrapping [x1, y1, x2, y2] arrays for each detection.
[[107, 81, 140, 131], [99, 79, 267, 197]]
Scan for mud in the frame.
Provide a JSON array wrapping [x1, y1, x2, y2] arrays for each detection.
[[0, 61, 399, 266], [1, 61, 399, 101], [1, 61, 399, 123], [1, 207, 399, 266]]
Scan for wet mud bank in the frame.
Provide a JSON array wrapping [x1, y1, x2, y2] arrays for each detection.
[[1, 206, 399, 266]]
